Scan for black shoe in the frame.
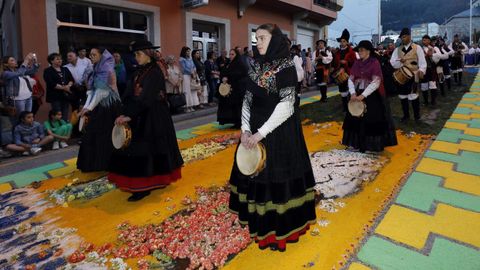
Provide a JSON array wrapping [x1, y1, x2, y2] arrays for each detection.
[[127, 191, 151, 202]]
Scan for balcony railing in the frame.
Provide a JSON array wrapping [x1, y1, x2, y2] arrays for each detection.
[[313, 0, 343, 11]]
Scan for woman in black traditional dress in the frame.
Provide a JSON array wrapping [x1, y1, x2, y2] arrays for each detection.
[[77, 47, 121, 172], [229, 24, 316, 252], [108, 41, 184, 202], [217, 48, 248, 128], [342, 40, 398, 152]]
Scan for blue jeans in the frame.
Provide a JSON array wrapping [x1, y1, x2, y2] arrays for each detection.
[[14, 97, 33, 115], [51, 100, 70, 121]]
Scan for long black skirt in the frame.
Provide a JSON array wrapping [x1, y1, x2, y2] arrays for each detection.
[[108, 103, 184, 192], [229, 110, 316, 250], [342, 90, 397, 152], [77, 102, 121, 172]]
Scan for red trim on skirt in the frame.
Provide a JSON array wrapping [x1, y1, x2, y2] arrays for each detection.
[[108, 168, 182, 192], [255, 224, 311, 251]]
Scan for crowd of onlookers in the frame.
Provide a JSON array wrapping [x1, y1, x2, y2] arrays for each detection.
[[0, 34, 475, 161], [0, 45, 259, 160], [0, 50, 88, 158]]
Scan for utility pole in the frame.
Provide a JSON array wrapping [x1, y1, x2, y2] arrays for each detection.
[[378, 0, 382, 45], [470, 0, 473, 44]]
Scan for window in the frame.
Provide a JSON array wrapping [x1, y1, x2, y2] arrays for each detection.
[[92, 7, 120, 28], [56, 2, 89, 24], [123, 12, 147, 31], [58, 26, 147, 56], [251, 31, 257, 46], [56, 2, 148, 34]]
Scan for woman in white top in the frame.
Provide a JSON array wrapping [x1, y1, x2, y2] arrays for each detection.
[[166, 55, 184, 113], [165, 55, 183, 94]]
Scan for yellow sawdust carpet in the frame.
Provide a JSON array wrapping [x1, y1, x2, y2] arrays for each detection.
[[34, 122, 430, 269]]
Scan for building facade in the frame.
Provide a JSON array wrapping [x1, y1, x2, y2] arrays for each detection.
[[0, 0, 343, 120], [411, 23, 439, 42], [1, 0, 343, 62], [440, 6, 480, 44]]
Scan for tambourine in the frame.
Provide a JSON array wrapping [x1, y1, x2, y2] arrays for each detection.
[[218, 83, 232, 97], [348, 99, 367, 117], [236, 142, 266, 176], [112, 123, 132, 150]]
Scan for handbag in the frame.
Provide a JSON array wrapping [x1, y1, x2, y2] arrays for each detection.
[[190, 75, 202, 91], [168, 86, 186, 109]]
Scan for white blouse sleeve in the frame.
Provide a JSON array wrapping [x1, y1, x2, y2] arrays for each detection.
[[257, 86, 295, 138], [241, 90, 253, 133], [84, 90, 109, 111], [390, 48, 402, 69], [322, 50, 333, 65], [348, 77, 355, 95], [361, 75, 381, 98], [416, 45, 427, 75]]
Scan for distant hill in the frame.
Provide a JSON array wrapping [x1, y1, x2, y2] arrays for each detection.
[[381, 0, 469, 32]]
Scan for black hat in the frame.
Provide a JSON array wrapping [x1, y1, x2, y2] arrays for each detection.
[[400, 28, 411, 37], [316, 39, 327, 46], [422, 35, 431, 40], [354, 40, 375, 52], [337, 29, 350, 42], [130, 40, 160, 52]]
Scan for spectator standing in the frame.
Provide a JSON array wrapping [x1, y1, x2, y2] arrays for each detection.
[[31, 74, 45, 115], [204, 51, 220, 105], [113, 52, 127, 97], [304, 51, 314, 88], [155, 48, 168, 78], [165, 55, 184, 114], [179, 46, 199, 112], [65, 50, 88, 111], [1, 54, 39, 119], [44, 53, 75, 121], [216, 50, 230, 76], [192, 49, 208, 107], [77, 47, 93, 68]]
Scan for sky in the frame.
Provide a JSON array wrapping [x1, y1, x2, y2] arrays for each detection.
[[328, 0, 381, 46]]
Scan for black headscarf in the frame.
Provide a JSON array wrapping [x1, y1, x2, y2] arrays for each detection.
[[255, 25, 290, 64]]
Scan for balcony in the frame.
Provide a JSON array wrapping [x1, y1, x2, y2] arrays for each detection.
[[273, 0, 342, 24], [314, 0, 343, 12]]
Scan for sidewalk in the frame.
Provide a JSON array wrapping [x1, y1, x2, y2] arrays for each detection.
[[348, 74, 480, 270], [0, 86, 330, 180], [0, 87, 332, 188]]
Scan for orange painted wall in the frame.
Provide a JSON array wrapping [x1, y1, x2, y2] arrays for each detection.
[[16, 0, 302, 121], [131, 0, 294, 56], [192, 0, 294, 48], [18, 0, 50, 121]]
